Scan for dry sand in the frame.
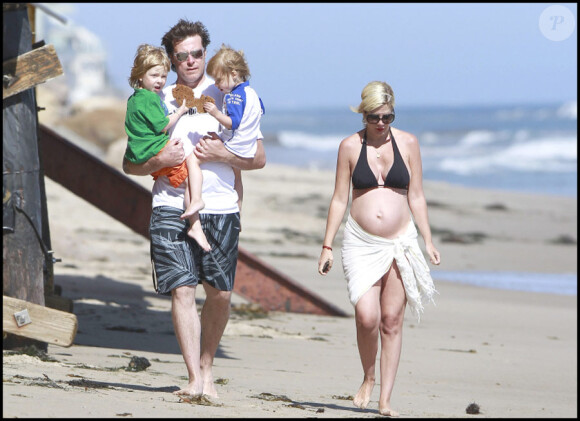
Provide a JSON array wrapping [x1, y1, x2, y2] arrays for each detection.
[[3, 121, 577, 417]]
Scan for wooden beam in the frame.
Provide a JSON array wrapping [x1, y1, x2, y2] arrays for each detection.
[[38, 124, 349, 317], [3, 296, 78, 347], [3, 44, 63, 99]]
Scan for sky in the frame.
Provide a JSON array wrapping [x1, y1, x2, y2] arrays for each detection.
[[40, 3, 577, 110]]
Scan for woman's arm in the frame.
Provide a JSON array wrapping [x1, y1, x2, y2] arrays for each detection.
[[318, 136, 354, 275], [194, 133, 266, 170], [406, 133, 441, 265], [123, 138, 186, 176]]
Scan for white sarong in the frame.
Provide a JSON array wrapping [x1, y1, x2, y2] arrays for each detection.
[[341, 214, 437, 322]]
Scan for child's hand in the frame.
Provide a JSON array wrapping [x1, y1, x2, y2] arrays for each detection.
[[177, 99, 189, 116], [203, 101, 217, 116]]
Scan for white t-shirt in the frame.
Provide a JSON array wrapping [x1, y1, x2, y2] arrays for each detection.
[[151, 77, 239, 214]]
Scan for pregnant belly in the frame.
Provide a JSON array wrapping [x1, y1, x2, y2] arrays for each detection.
[[350, 189, 410, 238]]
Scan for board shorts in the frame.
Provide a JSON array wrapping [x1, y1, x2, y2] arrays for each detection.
[[149, 206, 240, 295]]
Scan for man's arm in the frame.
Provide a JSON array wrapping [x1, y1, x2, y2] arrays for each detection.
[[123, 138, 186, 175], [194, 133, 266, 170], [233, 167, 243, 231]]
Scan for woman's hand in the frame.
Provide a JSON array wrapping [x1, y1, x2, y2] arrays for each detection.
[[318, 249, 333, 275], [426, 243, 441, 265]]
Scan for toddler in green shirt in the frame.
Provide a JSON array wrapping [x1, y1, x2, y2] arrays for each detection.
[[124, 44, 210, 251]]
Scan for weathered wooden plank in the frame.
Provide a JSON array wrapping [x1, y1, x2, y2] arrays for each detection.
[[3, 44, 63, 99], [3, 296, 78, 347]]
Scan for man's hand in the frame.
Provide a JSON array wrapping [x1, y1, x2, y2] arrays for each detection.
[[195, 133, 266, 170], [159, 138, 186, 168], [195, 132, 226, 163], [123, 137, 185, 175]]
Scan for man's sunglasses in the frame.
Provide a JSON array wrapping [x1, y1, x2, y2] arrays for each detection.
[[174, 49, 204, 62], [366, 113, 395, 124]]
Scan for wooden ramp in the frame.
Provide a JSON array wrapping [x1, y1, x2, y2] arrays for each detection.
[[38, 124, 348, 317], [3, 296, 77, 347]]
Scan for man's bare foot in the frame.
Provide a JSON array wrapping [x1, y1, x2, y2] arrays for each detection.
[[177, 394, 214, 405], [180, 199, 205, 220], [175, 394, 198, 403], [379, 405, 400, 417], [201, 370, 219, 399], [202, 378, 219, 399], [173, 381, 203, 400], [353, 378, 375, 410]]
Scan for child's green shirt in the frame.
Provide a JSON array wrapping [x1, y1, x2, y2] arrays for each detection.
[[124, 88, 170, 164]]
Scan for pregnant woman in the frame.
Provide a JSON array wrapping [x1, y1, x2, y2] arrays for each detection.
[[318, 80, 440, 416]]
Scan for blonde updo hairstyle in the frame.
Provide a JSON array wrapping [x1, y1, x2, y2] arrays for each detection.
[[128, 44, 170, 89], [206, 44, 251, 84], [350, 81, 395, 125]]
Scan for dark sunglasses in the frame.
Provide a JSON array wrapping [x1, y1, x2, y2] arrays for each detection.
[[174, 49, 204, 62], [366, 113, 395, 124]]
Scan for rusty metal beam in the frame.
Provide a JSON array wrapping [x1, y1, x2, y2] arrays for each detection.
[[38, 124, 348, 317]]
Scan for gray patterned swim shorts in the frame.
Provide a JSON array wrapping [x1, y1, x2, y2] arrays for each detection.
[[149, 206, 240, 295]]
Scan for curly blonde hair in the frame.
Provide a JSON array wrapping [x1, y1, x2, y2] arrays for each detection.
[[128, 44, 170, 89]]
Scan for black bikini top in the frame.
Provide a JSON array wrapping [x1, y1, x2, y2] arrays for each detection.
[[352, 129, 410, 190]]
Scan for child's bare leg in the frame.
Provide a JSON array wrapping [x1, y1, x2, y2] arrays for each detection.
[[181, 155, 205, 219], [182, 185, 211, 252], [180, 179, 205, 219]]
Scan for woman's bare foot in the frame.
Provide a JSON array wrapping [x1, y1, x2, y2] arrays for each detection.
[[187, 221, 211, 252], [379, 405, 400, 417], [353, 377, 375, 410], [180, 199, 205, 220]]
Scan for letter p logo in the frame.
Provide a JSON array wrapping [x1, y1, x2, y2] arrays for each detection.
[[539, 5, 576, 41]]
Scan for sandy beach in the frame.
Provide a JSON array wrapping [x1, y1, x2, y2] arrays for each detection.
[[3, 110, 577, 417]]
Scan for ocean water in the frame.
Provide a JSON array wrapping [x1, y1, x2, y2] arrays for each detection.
[[261, 101, 577, 197], [260, 101, 577, 295], [431, 271, 577, 296]]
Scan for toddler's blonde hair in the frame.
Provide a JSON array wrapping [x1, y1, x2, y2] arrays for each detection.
[[128, 44, 170, 89], [206, 44, 250, 84]]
